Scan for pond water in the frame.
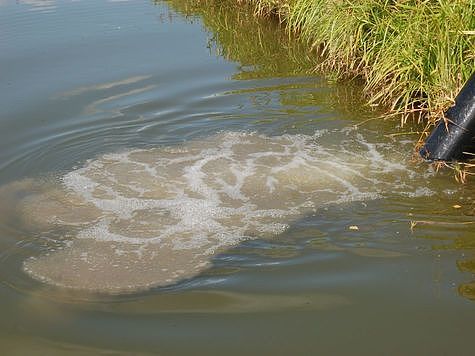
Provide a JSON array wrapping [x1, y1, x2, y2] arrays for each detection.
[[1, 0, 475, 354]]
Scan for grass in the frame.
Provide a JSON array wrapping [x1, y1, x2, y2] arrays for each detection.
[[249, 0, 474, 125]]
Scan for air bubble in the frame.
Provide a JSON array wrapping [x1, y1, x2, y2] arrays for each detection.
[[1, 130, 430, 292]]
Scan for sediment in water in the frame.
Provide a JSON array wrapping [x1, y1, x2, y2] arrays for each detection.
[[2, 130, 433, 293]]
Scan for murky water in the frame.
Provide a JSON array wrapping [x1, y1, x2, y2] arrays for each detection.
[[1, 0, 475, 354]]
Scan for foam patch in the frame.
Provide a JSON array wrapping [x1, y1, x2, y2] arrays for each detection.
[[3, 131, 431, 292]]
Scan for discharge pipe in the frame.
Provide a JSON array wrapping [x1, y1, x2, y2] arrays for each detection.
[[420, 72, 475, 161]]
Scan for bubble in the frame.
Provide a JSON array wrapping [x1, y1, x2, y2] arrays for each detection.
[[2, 130, 429, 292]]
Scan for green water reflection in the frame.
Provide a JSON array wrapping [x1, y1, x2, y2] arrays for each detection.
[[166, 0, 374, 120], [166, 0, 315, 77]]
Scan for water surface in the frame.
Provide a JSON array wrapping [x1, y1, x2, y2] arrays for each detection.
[[1, 0, 475, 354]]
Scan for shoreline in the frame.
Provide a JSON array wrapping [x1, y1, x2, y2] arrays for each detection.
[[243, 0, 474, 125]]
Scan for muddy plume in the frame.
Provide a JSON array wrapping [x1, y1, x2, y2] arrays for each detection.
[[0, 130, 431, 292]]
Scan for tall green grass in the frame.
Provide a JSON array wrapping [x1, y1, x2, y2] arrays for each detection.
[[242, 0, 475, 128]]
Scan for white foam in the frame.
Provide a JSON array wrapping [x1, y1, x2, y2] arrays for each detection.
[[15, 130, 431, 292]]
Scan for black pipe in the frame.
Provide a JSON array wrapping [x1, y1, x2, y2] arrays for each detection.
[[420, 72, 475, 161]]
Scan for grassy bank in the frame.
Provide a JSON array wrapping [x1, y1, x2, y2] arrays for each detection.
[[172, 0, 474, 125], [245, 0, 474, 127]]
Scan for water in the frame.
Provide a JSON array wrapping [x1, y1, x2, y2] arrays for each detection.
[[1, 0, 475, 354]]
